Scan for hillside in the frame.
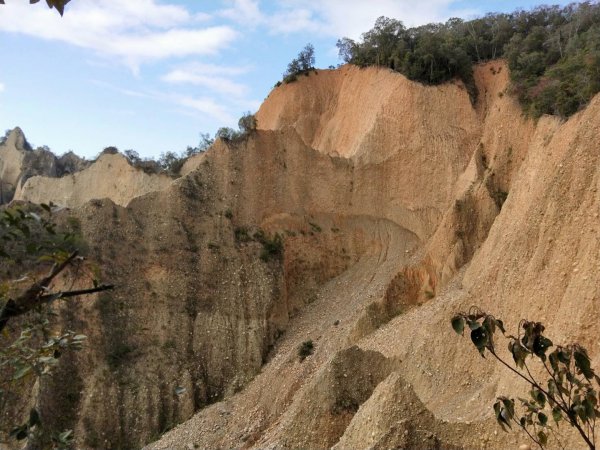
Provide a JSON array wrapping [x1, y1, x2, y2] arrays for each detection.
[[2, 61, 599, 449]]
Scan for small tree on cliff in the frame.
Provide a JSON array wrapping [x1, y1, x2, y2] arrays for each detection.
[[215, 112, 258, 142], [282, 43, 316, 83], [452, 307, 599, 449]]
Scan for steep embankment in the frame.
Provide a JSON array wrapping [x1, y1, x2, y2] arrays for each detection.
[[5, 61, 599, 449], [15, 152, 174, 208], [148, 62, 598, 450]]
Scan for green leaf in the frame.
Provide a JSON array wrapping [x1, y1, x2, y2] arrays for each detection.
[[537, 430, 548, 446], [451, 316, 464, 335], [583, 397, 595, 420], [557, 348, 571, 364], [548, 379, 557, 397], [509, 341, 528, 369], [468, 319, 481, 330], [483, 315, 496, 335], [549, 351, 559, 372], [20, 223, 30, 238], [574, 347, 594, 379], [471, 326, 489, 355], [494, 400, 512, 432], [495, 319, 506, 334], [531, 389, 546, 408], [552, 407, 563, 424], [533, 335, 553, 359], [574, 404, 588, 421], [9, 425, 28, 440], [538, 412, 548, 426]]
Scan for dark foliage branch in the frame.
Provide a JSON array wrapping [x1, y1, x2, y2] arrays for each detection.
[[0, 0, 71, 16], [0, 204, 113, 446], [0, 250, 113, 333], [452, 307, 599, 449]]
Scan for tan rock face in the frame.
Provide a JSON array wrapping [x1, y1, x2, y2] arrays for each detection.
[[15, 153, 173, 207], [0, 128, 27, 202], [5, 60, 600, 450], [0, 127, 90, 204]]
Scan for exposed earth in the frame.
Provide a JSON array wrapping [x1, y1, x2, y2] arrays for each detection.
[[1, 61, 599, 449]]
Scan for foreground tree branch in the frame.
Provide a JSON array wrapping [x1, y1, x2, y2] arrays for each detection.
[[0, 0, 72, 16], [452, 307, 599, 449], [0, 250, 114, 333]]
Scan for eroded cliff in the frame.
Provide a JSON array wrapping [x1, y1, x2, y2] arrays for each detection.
[[0, 128, 90, 203], [3, 61, 599, 450], [15, 152, 173, 208]]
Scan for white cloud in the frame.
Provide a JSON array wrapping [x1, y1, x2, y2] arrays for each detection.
[[282, 0, 448, 38], [165, 63, 251, 77], [90, 79, 150, 98], [219, 0, 478, 39], [301, 0, 479, 38], [177, 96, 237, 124], [162, 63, 252, 97], [0, 82, 4, 93], [219, 0, 263, 27], [0, 0, 237, 69]]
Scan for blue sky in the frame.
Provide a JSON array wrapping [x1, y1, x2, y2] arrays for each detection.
[[0, 0, 572, 159]]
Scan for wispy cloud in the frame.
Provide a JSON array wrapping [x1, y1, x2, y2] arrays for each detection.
[[177, 96, 237, 124], [0, 82, 4, 93], [90, 79, 150, 98], [162, 63, 252, 97], [219, 0, 478, 39], [219, 0, 263, 27], [0, 0, 237, 70], [297, 0, 480, 38], [91, 78, 251, 126]]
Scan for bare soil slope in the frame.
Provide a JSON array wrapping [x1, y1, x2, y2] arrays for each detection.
[[148, 62, 598, 449]]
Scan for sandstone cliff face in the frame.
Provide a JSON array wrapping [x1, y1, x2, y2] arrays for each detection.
[[5, 61, 599, 450], [0, 127, 90, 203], [148, 62, 598, 449], [15, 153, 173, 208], [0, 128, 29, 203]]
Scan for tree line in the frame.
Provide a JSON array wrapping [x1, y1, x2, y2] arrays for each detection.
[[337, 2, 600, 117]]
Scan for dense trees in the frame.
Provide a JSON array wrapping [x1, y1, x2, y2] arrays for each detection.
[[338, 3, 600, 117]]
